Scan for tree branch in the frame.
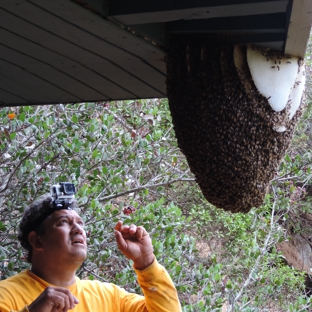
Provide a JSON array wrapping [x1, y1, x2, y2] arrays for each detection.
[[98, 177, 196, 202]]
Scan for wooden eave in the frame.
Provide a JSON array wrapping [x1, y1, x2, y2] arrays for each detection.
[[0, 0, 311, 107]]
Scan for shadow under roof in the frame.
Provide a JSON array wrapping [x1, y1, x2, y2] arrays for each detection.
[[0, 0, 311, 107]]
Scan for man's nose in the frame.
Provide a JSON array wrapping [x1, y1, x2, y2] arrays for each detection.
[[71, 222, 84, 234]]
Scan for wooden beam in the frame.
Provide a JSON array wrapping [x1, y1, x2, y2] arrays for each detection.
[[0, 73, 55, 103], [0, 88, 29, 106], [32, 0, 167, 73], [0, 58, 79, 104], [0, 1, 167, 101], [108, 0, 289, 25], [285, 0, 312, 58], [168, 13, 286, 33]]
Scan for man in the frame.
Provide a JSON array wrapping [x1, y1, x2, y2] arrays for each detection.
[[0, 194, 181, 311]]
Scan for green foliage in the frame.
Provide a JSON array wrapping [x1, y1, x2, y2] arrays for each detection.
[[187, 191, 310, 311]]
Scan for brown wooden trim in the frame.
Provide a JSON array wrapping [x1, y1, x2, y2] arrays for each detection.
[[109, 1, 288, 25], [285, 0, 312, 57]]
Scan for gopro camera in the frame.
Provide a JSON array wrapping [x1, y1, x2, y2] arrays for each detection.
[[50, 182, 76, 209]]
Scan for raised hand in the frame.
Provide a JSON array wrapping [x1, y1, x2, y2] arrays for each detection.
[[114, 221, 155, 270]]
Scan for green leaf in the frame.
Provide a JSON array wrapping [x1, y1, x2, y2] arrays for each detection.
[[146, 134, 152, 142], [18, 112, 26, 122], [0, 222, 6, 231], [175, 265, 182, 274], [10, 132, 16, 140], [92, 150, 99, 159], [72, 114, 78, 123]]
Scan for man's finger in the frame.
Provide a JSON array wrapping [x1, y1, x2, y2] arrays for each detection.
[[135, 226, 147, 240], [129, 224, 137, 234], [52, 288, 78, 309], [114, 221, 123, 231], [49, 294, 67, 312], [114, 230, 127, 251]]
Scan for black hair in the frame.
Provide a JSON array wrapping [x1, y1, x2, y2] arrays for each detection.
[[18, 194, 79, 263]]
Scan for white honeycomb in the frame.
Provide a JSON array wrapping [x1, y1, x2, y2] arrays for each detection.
[[247, 47, 299, 113]]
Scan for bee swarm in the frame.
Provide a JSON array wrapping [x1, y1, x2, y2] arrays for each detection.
[[166, 36, 305, 213]]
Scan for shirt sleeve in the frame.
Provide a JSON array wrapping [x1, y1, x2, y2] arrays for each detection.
[[133, 258, 182, 312]]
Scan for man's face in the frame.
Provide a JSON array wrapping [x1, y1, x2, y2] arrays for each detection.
[[37, 209, 87, 265]]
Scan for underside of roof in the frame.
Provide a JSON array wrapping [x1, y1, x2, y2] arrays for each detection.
[[0, 0, 311, 107]]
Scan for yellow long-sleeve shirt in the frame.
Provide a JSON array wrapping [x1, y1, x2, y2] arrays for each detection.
[[0, 259, 181, 312]]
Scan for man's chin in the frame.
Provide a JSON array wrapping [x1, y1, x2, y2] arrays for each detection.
[[71, 250, 87, 262]]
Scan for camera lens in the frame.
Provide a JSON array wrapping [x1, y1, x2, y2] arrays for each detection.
[[64, 183, 75, 194]]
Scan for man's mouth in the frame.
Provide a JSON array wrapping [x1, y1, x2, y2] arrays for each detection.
[[72, 239, 84, 245]]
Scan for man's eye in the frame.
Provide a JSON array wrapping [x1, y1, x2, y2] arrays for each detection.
[[60, 219, 68, 224]]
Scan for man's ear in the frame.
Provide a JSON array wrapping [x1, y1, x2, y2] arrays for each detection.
[[28, 231, 43, 250]]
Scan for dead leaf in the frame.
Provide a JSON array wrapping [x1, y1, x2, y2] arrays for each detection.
[[142, 114, 153, 120]]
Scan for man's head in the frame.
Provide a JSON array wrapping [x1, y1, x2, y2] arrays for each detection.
[[18, 194, 82, 263]]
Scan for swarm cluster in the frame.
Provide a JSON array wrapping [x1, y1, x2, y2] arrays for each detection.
[[166, 36, 305, 212]]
